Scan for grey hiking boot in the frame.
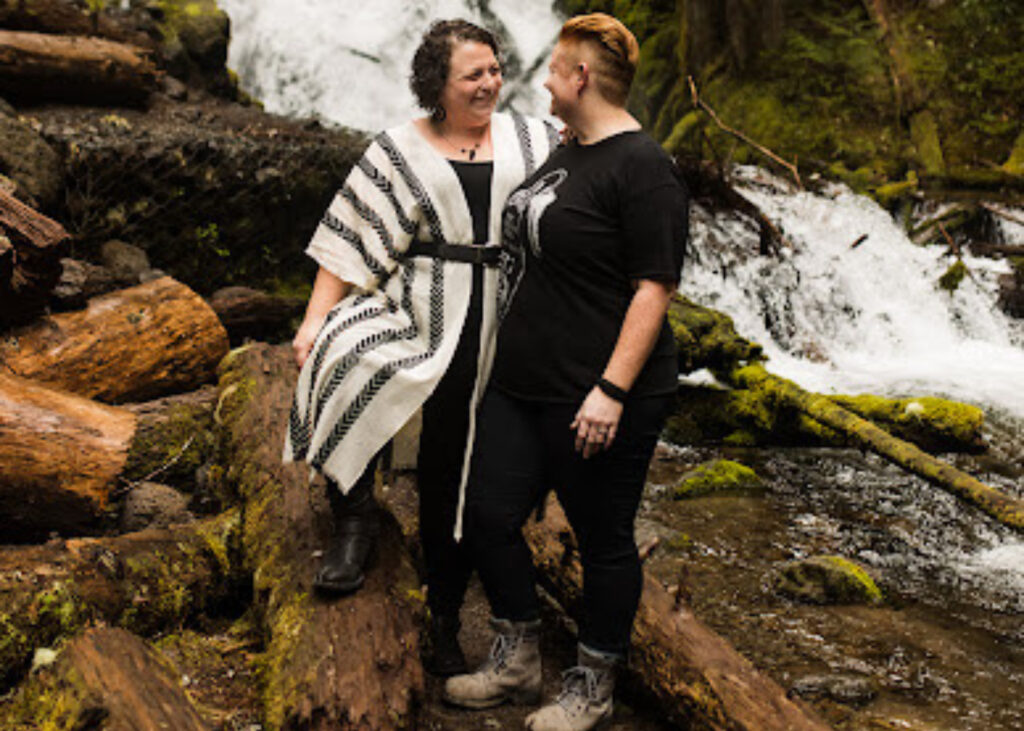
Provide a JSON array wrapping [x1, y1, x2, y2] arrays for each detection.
[[524, 643, 619, 731], [443, 618, 542, 709]]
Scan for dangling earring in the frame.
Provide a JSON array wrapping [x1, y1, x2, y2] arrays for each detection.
[[432, 105, 447, 123]]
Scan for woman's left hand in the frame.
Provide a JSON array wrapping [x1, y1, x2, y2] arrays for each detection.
[[571, 387, 624, 459]]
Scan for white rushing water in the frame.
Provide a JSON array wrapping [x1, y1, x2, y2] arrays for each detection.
[[220, 2, 1024, 420], [218, 0, 561, 131], [685, 168, 1024, 419]]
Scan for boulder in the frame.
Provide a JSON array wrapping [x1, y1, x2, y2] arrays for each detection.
[[789, 674, 878, 706], [673, 459, 763, 499], [121, 481, 194, 531], [775, 555, 884, 606], [0, 111, 62, 210], [100, 239, 152, 283]]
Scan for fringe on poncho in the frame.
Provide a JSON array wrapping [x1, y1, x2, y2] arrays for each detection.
[[284, 111, 557, 539]]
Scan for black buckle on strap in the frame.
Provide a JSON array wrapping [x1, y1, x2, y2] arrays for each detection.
[[407, 239, 502, 266]]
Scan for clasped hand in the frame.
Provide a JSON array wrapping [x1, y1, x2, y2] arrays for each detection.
[[570, 386, 623, 459]]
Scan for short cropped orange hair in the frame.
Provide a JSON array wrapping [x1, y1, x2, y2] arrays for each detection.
[[559, 13, 639, 106]]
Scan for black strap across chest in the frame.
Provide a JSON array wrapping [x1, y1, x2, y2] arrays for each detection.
[[406, 239, 502, 266]]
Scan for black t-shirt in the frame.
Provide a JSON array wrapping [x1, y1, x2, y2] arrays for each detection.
[[492, 130, 688, 402]]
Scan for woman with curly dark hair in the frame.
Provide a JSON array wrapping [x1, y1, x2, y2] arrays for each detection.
[[285, 19, 557, 676]]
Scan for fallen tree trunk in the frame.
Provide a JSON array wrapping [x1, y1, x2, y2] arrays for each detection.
[[524, 496, 830, 730], [0, 371, 136, 540], [0, 276, 229, 403], [0, 628, 210, 730], [1, 376, 220, 542], [0, 0, 154, 48], [0, 187, 68, 325], [727, 364, 1024, 532], [0, 30, 158, 104], [0, 509, 242, 691], [216, 343, 423, 730]]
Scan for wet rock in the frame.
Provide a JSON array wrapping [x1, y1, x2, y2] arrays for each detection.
[[673, 459, 763, 499], [100, 240, 151, 284], [774, 555, 884, 605], [997, 258, 1024, 318], [789, 673, 877, 706], [50, 258, 119, 310], [0, 110, 62, 209], [121, 481, 193, 532]]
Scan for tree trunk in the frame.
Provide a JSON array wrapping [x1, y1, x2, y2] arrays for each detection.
[[727, 364, 1024, 532], [216, 342, 423, 730], [0, 371, 136, 540], [0, 30, 159, 105], [0, 628, 210, 730], [0, 187, 68, 325], [523, 496, 830, 731], [0, 276, 229, 403], [0, 509, 242, 691]]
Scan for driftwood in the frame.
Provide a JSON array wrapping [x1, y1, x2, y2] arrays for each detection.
[[0, 187, 68, 324], [0, 30, 158, 104], [727, 364, 1024, 532], [216, 343, 423, 730], [0, 371, 136, 540], [0, 276, 229, 403], [0, 510, 241, 690], [0, 628, 209, 730], [207, 285, 305, 345], [524, 496, 829, 730]]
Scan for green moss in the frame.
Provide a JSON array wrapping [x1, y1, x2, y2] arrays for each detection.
[[938, 259, 968, 292], [775, 555, 883, 605], [872, 171, 919, 207], [667, 295, 762, 375], [1004, 130, 1024, 175], [122, 399, 218, 489], [832, 394, 984, 453], [674, 459, 763, 499]]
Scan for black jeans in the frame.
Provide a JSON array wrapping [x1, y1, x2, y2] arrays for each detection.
[[465, 387, 672, 656]]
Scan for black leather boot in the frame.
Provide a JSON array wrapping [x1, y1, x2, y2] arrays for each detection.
[[313, 478, 380, 596], [423, 612, 468, 677]]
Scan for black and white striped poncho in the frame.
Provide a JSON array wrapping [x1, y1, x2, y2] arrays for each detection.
[[284, 111, 556, 539]]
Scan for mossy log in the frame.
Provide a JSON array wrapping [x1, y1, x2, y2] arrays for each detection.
[[0, 276, 229, 403], [727, 364, 1024, 532], [523, 496, 829, 731], [0, 627, 209, 730], [665, 383, 986, 453], [0, 187, 68, 325], [0, 509, 242, 691], [0, 371, 136, 541], [207, 286, 305, 346], [0, 30, 158, 105], [216, 343, 423, 730]]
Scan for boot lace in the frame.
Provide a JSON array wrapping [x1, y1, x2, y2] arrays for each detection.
[[484, 632, 518, 672], [555, 665, 600, 716]]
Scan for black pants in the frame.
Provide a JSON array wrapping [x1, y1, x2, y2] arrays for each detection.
[[340, 266, 483, 617], [465, 387, 671, 656]]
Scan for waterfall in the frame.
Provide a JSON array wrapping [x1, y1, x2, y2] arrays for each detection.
[[685, 168, 1024, 420], [217, 0, 562, 132]]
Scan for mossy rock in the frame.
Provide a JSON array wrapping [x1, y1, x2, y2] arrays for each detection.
[[667, 294, 763, 375], [774, 555, 883, 606], [1003, 130, 1024, 176], [673, 459, 763, 499]]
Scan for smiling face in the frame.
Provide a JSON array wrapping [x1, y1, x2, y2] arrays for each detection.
[[439, 40, 502, 128], [543, 41, 580, 122]]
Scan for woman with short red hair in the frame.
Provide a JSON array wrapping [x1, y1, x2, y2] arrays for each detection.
[[445, 13, 689, 731]]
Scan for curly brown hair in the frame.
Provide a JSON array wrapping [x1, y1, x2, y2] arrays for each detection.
[[409, 19, 501, 120]]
